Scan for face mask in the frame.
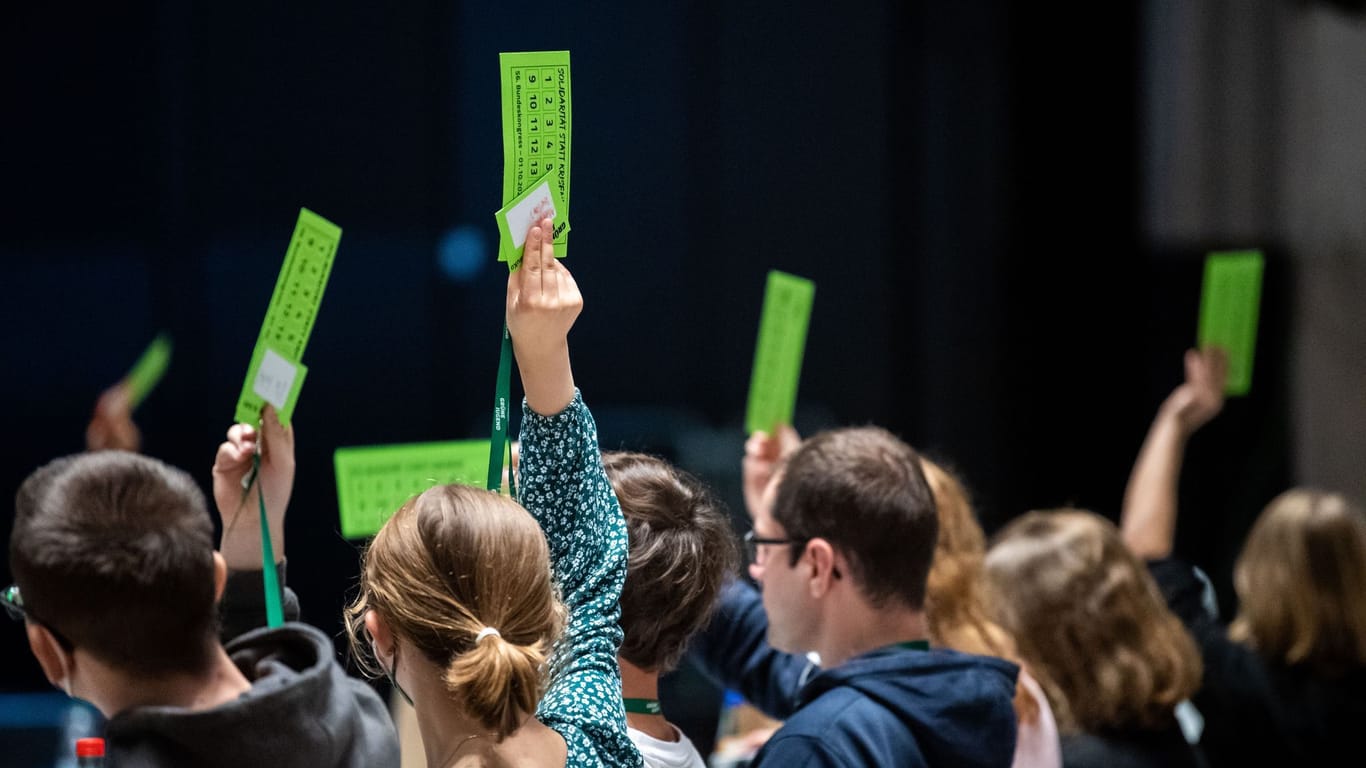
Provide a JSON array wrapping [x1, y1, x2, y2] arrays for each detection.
[[376, 641, 415, 707]]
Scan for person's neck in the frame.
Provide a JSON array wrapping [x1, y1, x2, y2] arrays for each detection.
[[619, 657, 678, 743], [410, 670, 563, 768], [98, 645, 251, 716], [812, 592, 928, 668]]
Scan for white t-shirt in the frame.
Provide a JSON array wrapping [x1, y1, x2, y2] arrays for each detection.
[[628, 725, 708, 768]]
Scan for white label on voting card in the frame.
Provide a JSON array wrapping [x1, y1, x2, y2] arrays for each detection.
[[253, 348, 298, 409], [505, 181, 557, 248]]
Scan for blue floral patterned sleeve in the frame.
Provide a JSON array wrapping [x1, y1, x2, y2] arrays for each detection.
[[519, 390, 642, 768]]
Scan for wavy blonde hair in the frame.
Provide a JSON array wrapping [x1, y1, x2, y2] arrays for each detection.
[[984, 509, 1201, 734], [920, 459, 1038, 724], [345, 485, 566, 740], [1230, 489, 1366, 674]]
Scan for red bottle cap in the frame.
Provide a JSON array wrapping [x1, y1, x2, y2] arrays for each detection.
[[76, 737, 105, 757]]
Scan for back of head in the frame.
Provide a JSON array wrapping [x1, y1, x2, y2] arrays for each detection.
[[346, 484, 564, 740], [602, 451, 737, 673], [1231, 488, 1366, 674], [9, 451, 218, 676], [984, 509, 1201, 734], [921, 459, 1016, 658], [774, 426, 937, 609], [921, 459, 1038, 724]]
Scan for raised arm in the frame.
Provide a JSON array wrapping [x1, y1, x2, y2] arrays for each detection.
[[1120, 348, 1227, 559], [85, 380, 141, 453], [211, 405, 300, 638], [509, 218, 637, 767]]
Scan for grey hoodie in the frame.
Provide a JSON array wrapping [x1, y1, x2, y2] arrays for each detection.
[[101, 569, 399, 767]]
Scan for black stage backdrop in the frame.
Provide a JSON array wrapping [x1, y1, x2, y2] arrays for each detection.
[[0, 2, 1291, 753]]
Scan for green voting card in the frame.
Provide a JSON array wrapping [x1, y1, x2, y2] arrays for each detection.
[[1198, 250, 1264, 397], [499, 51, 571, 263], [124, 333, 172, 409], [233, 208, 340, 426], [495, 167, 571, 270], [335, 440, 492, 539], [745, 271, 816, 435]]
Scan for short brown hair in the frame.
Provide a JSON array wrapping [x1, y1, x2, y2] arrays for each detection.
[[985, 509, 1202, 734], [345, 485, 565, 740], [603, 452, 737, 672], [1231, 488, 1366, 674], [773, 427, 937, 609], [9, 452, 218, 675]]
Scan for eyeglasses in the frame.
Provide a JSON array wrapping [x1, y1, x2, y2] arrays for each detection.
[[3, 584, 73, 650], [743, 530, 808, 565]]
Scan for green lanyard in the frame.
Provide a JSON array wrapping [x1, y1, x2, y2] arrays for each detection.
[[486, 323, 516, 498], [252, 452, 285, 628], [622, 698, 662, 715], [894, 640, 930, 652]]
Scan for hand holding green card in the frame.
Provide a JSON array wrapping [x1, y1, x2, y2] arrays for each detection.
[[1198, 250, 1264, 396], [746, 270, 816, 435]]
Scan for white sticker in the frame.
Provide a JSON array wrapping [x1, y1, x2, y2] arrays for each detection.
[[504, 180, 557, 249], [253, 348, 299, 409]]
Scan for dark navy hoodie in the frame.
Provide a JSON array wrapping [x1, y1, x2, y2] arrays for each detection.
[[693, 579, 1019, 768]]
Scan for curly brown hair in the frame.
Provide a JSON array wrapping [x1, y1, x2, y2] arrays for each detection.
[[603, 451, 738, 672], [984, 509, 1201, 734]]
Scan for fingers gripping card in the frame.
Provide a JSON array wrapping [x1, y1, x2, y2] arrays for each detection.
[[335, 441, 492, 539], [499, 51, 571, 264], [234, 208, 341, 426], [494, 168, 571, 263], [1198, 250, 1264, 396], [745, 271, 816, 435]]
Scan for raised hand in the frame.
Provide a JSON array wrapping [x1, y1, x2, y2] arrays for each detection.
[[507, 216, 581, 416], [1160, 347, 1229, 436], [743, 426, 802, 520], [212, 405, 295, 570], [85, 381, 141, 453]]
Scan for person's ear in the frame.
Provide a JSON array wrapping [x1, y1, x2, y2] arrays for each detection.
[[26, 622, 73, 692], [364, 609, 395, 659], [804, 538, 841, 598], [212, 551, 229, 603]]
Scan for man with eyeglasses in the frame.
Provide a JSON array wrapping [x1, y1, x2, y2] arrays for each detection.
[[6, 408, 398, 767], [691, 426, 1019, 767]]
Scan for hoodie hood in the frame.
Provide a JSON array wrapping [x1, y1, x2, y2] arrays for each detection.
[[104, 622, 397, 768], [781, 646, 1019, 768]]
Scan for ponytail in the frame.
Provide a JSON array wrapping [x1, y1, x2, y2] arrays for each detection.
[[444, 630, 549, 739]]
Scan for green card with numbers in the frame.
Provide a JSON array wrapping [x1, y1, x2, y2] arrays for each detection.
[[746, 271, 816, 435], [1198, 250, 1264, 396], [499, 50, 571, 264], [233, 208, 340, 425], [335, 440, 492, 539]]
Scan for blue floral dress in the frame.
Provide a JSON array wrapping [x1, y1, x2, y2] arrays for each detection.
[[519, 390, 642, 768]]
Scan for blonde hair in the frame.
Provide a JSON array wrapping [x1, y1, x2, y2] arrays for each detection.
[[920, 459, 1036, 724], [345, 485, 566, 740], [984, 509, 1201, 734], [1230, 489, 1366, 674]]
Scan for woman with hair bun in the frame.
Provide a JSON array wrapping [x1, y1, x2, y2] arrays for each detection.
[[345, 218, 640, 767]]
